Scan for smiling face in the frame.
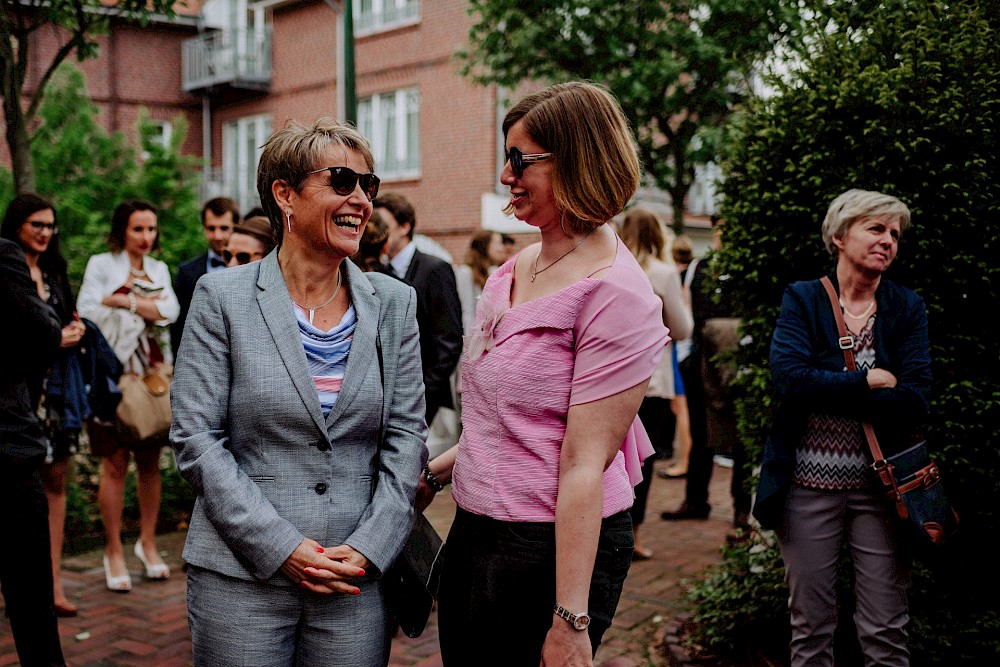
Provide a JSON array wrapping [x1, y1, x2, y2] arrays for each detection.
[[282, 145, 372, 260], [500, 120, 559, 232], [835, 215, 901, 277], [17, 208, 56, 257], [123, 209, 158, 259]]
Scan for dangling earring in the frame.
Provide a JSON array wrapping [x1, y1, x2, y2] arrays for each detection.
[[285, 210, 292, 233]]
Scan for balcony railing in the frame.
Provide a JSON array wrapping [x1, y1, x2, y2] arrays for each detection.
[[182, 28, 271, 93]]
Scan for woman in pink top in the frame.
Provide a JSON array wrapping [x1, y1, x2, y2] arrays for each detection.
[[420, 81, 669, 667]]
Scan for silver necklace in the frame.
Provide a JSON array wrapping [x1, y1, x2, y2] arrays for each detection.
[[291, 269, 342, 325], [840, 297, 875, 320], [530, 227, 598, 282]]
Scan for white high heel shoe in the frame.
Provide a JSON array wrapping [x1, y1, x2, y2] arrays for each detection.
[[134, 540, 171, 580], [103, 555, 132, 592]]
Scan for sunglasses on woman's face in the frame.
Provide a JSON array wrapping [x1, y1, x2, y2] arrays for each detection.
[[505, 146, 552, 178], [223, 250, 263, 265], [306, 166, 380, 201]]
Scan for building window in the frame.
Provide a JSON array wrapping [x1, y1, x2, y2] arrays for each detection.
[[223, 114, 272, 213], [148, 120, 173, 150], [358, 88, 420, 180], [355, 0, 420, 35]]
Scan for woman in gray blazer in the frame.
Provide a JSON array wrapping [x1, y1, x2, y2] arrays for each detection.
[[170, 118, 428, 667]]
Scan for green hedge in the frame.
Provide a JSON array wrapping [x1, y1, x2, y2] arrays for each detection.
[[686, 1, 1000, 664]]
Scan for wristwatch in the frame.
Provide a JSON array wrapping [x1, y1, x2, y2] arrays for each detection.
[[553, 603, 591, 631]]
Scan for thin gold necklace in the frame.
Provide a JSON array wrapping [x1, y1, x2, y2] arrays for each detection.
[[291, 269, 342, 325], [839, 297, 875, 320], [530, 226, 598, 282]]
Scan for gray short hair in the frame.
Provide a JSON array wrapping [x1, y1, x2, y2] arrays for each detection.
[[821, 189, 911, 256], [257, 117, 375, 247]]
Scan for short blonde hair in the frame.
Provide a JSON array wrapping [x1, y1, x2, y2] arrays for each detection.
[[822, 189, 911, 256], [257, 117, 375, 246], [502, 81, 641, 235]]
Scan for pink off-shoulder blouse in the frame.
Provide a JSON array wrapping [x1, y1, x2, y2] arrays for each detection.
[[452, 239, 670, 522]]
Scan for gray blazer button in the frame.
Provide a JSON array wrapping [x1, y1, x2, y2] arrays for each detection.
[[314, 483, 328, 495], [317, 442, 331, 451]]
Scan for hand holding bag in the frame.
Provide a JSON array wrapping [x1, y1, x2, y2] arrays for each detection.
[[820, 277, 959, 548]]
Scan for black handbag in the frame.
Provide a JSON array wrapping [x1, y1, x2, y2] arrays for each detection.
[[820, 277, 959, 548], [383, 511, 446, 638], [374, 330, 446, 637]]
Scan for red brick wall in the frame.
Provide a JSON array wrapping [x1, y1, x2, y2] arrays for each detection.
[[0, 19, 202, 166]]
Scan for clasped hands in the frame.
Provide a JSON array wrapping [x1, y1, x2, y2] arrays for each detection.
[[280, 537, 371, 595]]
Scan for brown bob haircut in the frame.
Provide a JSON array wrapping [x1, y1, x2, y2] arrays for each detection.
[[501, 81, 641, 235]]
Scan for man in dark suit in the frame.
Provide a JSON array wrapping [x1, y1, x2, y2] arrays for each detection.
[[171, 197, 240, 358], [660, 216, 751, 537], [0, 238, 67, 667], [374, 192, 462, 424]]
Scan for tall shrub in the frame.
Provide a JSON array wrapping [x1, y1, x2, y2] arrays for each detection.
[[687, 1, 1000, 664]]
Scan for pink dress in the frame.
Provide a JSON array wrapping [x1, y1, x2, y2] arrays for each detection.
[[452, 239, 670, 521]]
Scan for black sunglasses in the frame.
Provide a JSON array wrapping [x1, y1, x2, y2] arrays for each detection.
[[505, 146, 552, 178], [307, 166, 380, 201], [223, 249, 263, 265]]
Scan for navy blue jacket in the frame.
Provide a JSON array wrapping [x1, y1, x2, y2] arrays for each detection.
[[753, 275, 932, 529]]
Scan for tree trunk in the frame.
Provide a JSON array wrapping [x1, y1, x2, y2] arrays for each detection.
[[2, 83, 36, 194]]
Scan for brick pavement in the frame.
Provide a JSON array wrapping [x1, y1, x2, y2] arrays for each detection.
[[1, 458, 735, 667]]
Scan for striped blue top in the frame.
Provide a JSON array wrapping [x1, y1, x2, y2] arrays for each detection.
[[295, 304, 357, 416]]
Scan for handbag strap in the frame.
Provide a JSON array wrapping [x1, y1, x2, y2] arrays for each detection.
[[819, 277, 907, 516]]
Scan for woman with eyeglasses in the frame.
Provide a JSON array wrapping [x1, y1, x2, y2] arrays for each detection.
[[1, 194, 88, 616], [422, 81, 669, 667], [170, 117, 427, 667], [77, 199, 180, 593], [224, 215, 276, 267]]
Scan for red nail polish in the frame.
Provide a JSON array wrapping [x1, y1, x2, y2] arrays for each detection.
[[357, 569, 365, 577], [353, 588, 361, 595], [315, 547, 324, 553]]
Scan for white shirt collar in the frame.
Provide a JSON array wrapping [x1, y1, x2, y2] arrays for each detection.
[[389, 241, 416, 278]]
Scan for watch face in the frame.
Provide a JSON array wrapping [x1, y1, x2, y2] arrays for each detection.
[[573, 614, 591, 631]]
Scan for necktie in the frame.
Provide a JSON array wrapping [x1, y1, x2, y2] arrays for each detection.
[[385, 263, 398, 278]]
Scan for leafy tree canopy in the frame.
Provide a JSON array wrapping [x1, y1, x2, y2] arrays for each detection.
[[1, 63, 204, 290], [458, 0, 801, 231], [0, 0, 176, 193]]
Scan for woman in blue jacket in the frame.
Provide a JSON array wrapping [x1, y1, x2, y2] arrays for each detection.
[[753, 189, 931, 667]]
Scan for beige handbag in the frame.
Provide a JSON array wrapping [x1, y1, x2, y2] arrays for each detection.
[[116, 363, 173, 444]]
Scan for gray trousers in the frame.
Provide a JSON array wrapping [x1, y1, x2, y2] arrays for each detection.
[[778, 484, 910, 667], [186, 565, 391, 667]]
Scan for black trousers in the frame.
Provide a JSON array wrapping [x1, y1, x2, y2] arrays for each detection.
[[630, 397, 677, 526], [0, 460, 66, 667], [680, 352, 751, 515]]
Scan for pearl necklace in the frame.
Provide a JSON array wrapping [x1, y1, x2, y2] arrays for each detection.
[[530, 226, 598, 282], [839, 297, 875, 320], [129, 265, 147, 278], [291, 269, 342, 325]]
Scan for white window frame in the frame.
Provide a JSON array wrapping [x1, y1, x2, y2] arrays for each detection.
[[358, 88, 420, 181], [355, 0, 420, 36], [223, 114, 272, 213]]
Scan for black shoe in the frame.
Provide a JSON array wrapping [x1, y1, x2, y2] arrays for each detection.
[[660, 503, 711, 521]]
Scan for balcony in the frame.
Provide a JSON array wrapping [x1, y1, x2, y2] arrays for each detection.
[[182, 28, 271, 94]]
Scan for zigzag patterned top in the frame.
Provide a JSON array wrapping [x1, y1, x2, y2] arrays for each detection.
[[793, 315, 876, 490]]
